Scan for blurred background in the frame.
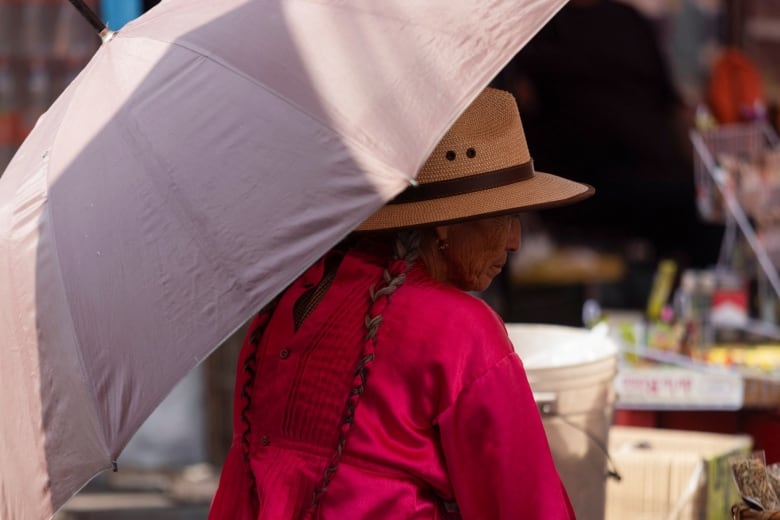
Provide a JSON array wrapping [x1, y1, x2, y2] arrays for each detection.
[[2, 0, 780, 518]]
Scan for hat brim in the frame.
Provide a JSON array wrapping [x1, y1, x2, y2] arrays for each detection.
[[356, 171, 594, 231]]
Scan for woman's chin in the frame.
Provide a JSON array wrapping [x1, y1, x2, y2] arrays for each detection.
[[469, 277, 494, 293]]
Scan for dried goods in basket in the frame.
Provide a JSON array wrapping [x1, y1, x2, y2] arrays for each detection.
[[731, 452, 780, 512], [732, 503, 780, 519]]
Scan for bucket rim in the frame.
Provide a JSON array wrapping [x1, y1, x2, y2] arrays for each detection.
[[505, 322, 619, 369]]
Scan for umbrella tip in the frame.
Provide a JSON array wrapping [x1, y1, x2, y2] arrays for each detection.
[[100, 28, 117, 43], [111, 460, 118, 472], [408, 178, 419, 187]]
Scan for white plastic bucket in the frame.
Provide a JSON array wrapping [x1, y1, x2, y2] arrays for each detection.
[[507, 323, 619, 520]]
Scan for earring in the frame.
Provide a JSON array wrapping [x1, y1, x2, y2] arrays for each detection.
[[437, 238, 449, 252]]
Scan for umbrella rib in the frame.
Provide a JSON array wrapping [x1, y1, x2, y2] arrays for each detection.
[[38, 48, 120, 464], [43, 208, 114, 463]]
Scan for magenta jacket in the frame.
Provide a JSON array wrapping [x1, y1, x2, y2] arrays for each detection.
[[209, 245, 574, 519]]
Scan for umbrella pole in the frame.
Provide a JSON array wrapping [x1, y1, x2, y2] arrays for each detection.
[[66, 0, 115, 42]]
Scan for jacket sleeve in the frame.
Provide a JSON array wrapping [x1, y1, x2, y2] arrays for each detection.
[[436, 353, 575, 519]]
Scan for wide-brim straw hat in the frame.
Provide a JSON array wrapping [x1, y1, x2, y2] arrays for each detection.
[[356, 87, 594, 231]]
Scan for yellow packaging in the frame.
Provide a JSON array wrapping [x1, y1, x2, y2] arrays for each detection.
[[646, 259, 677, 321]]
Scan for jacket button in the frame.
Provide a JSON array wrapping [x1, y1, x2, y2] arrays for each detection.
[[279, 348, 290, 359], [260, 435, 270, 446]]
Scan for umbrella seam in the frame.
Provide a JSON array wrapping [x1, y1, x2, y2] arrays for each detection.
[[45, 48, 115, 462]]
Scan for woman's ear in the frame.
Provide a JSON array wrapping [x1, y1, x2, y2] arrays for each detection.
[[434, 225, 449, 242]]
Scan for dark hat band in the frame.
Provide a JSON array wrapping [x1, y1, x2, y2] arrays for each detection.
[[388, 161, 535, 205]]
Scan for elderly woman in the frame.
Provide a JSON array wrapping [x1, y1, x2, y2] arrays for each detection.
[[209, 88, 593, 519]]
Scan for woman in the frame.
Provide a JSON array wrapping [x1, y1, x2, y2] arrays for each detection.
[[209, 88, 593, 519]]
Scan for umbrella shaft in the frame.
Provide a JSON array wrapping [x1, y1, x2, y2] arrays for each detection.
[[67, 0, 107, 36]]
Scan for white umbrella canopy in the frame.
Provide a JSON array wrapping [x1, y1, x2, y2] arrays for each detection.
[[0, 0, 566, 518]]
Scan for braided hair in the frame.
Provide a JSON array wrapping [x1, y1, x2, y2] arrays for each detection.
[[305, 230, 421, 517], [238, 299, 279, 514]]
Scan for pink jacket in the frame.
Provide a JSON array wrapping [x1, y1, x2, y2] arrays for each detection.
[[209, 246, 574, 519]]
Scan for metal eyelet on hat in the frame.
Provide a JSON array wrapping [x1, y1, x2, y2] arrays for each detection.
[[466, 147, 476, 158], [445, 150, 456, 161]]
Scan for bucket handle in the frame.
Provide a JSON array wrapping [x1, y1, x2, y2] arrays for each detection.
[[533, 392, 622, 482]]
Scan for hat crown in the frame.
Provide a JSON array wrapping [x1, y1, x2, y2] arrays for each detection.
[[418, 88, 529, 184], [355, 87, 592, 232]]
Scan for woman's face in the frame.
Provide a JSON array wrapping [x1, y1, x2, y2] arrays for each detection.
[[436, 214, 521, 292]]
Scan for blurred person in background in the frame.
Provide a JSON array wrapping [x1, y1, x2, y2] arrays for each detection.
[[493, 0, 724, 309]]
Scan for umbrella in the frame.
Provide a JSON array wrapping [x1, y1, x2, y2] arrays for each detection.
[[0, 0, 566, 518]]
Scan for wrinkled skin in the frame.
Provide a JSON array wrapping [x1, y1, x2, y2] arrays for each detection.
[[423, 215, 521, 292]]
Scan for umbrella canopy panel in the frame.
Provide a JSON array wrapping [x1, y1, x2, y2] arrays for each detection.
[[0, 0, 567, 518]]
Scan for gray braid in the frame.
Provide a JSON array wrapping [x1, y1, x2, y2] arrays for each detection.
[[239, 299, 279, 514], [305, 231, 420, 517]]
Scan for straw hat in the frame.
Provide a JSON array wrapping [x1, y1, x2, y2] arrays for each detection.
[[356, 88, 594, 231]]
